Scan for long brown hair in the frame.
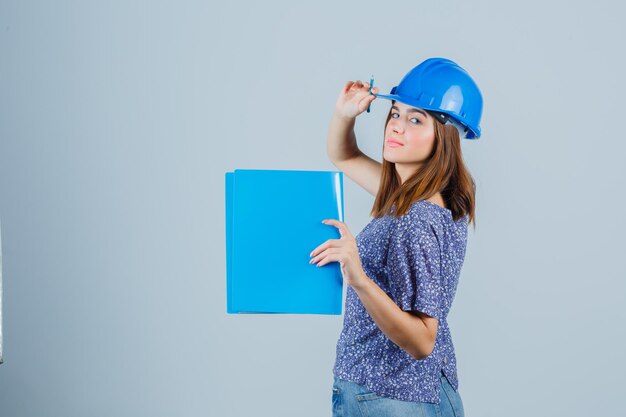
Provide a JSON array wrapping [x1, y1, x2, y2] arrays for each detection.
[[370, 101, 476, 228]]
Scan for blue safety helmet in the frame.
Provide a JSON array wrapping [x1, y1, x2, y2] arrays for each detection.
[[374, 58, 483, 139]]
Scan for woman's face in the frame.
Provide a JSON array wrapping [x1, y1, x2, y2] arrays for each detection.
[[383, 101, 436, 168]]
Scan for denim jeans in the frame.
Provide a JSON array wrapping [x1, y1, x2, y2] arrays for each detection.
[[331, 371, 465, 417]]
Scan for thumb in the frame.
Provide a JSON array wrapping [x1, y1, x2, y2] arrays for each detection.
[[358, 93, 376, 110]]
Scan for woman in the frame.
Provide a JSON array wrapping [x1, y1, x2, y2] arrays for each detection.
[[309, 58, 483, 417]]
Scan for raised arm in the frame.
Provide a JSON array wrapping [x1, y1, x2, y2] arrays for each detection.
[[327, 81, 383, 197]]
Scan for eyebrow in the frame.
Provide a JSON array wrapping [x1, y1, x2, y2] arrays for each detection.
[[391, 105, 428, 117]]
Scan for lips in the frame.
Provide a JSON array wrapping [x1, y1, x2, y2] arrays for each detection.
[[386, 138, 404, 146]]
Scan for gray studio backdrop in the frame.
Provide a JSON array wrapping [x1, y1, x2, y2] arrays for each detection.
[[1, 1, 625, 416]]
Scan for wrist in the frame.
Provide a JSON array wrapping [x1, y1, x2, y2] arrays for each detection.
[[333, 111, 356, 124]]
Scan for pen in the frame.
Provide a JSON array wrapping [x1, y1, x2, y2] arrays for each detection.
[[367, 75, 374, 113]]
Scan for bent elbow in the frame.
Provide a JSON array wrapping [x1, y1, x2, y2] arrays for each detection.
[[408, 340, 436, 361], [411, 349, 432, 361]]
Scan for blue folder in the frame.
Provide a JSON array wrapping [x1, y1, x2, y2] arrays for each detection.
[[225, 169, 344, 314]]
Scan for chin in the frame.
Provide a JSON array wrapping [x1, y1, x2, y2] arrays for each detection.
[[383, 151, 401, 163]]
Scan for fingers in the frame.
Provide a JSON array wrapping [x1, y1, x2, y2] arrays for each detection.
[[310, 239, 340, 257], [309, 248, 338, 266], [310, 219, 356, 267], [358, 93, 376, 111], [315, 253, 342, 268], [337, 80, 375, 121], [344, 80, 372, 93], [343, 80, 361, 93], [352, 80, 366, 90], [322, 219, 353, 238]]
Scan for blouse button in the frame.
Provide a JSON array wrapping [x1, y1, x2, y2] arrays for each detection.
[[443, 357, 448, 364]]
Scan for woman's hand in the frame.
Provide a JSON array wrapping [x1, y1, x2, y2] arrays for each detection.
[[309, 219, 368, 289], [334, 80, 379, 120]]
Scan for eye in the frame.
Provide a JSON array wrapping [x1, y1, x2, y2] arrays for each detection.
[[390, 112, 420, 124]]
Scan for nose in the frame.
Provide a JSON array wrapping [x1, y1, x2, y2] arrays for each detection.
[[389, 118, 405, 134]]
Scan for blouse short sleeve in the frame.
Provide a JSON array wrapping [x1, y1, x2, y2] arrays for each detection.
[[386, 215, 443, 320]]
